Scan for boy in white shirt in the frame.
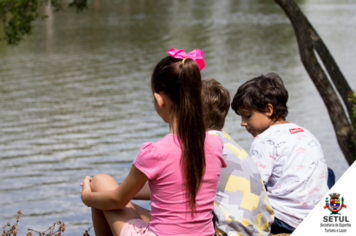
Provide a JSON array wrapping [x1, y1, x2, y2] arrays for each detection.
[[231, 72, 329, 234]]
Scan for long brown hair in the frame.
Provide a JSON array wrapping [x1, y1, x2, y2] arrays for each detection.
[[151, 56, 206, 211]]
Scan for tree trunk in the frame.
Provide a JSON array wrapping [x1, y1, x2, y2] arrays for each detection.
[[305, 19, 354, 117], [274, 0, 354, 165]]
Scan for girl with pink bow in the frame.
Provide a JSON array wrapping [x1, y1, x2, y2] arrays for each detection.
[[80, 48, 226, 236]]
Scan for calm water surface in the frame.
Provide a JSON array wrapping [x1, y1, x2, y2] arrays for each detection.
[[0, 0, 355, 234]]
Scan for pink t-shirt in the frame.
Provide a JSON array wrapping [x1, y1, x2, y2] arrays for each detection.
[[133, 134, 226, 236]]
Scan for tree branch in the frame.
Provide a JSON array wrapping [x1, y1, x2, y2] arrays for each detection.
[[305, 18, 354, 118], [274, 0, 354, 165]]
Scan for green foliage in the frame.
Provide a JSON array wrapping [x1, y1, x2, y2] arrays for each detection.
[[0, 0, 87, 45], [69, 0, 87, 13]]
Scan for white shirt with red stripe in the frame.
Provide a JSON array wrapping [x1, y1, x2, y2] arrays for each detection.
[[250, 123, 329, 228]]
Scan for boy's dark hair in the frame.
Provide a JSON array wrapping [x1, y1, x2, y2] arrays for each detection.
[[202, 78, 231, 130], [231, 72, 288, 121]]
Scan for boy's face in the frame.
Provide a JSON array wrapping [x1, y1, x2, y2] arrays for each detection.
[[238, 108, 273, 137]]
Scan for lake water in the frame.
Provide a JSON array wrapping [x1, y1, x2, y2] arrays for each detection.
[[0, 0, 355, 234]]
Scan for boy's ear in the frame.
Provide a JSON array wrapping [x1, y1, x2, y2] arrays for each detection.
[[265, 103, 274, 117], [154, 92, 165, 108]]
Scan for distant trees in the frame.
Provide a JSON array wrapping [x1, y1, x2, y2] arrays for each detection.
[[275, 0, 355, 165], [0, 0, 87, 45]]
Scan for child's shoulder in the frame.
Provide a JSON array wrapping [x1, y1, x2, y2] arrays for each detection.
[[140, 135, 180, 154], [207, 130, 238, 147], [206, 131, 224, 147], [259, 123, 314, 139], [208, 130, 242, 147], [255, 123, 321, 151], [207, 130, 228, 140]]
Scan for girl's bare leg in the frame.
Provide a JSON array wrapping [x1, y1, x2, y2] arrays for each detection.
[[130, 202, 151, 224], [103, 202, 150, 236], [90, 174, 118, 236], [90, 174, 151, 236], [91, 208, 113, 236]]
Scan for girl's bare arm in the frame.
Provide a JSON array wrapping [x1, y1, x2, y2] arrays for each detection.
[[81, 165, 148, 210], [133, 181, 151, 200]]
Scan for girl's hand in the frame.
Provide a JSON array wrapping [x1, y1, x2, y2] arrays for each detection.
[[80, 176, 93, 207]]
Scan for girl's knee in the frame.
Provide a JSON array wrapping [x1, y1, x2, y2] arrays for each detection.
[[91, 174, 119, 192]]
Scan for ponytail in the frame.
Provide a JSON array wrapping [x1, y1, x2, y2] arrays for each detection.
[[151, 56, 206, 212]]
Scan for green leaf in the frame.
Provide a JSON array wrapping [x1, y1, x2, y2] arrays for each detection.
[[0, 0, 87, 45]]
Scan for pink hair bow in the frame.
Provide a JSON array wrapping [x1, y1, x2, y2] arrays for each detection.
[[167, 48, 205, 71]]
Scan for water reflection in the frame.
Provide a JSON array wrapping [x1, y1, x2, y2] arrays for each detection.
[[0, 0, 354, 235]]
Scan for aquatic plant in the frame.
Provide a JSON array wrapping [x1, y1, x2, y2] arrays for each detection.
[[27, 220, 66, 236], [1, 211, 93, 236], [1, 210, 23, 236]]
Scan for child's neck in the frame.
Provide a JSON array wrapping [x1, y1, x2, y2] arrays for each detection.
[[168, 117, 178, 135], [271, 119, 289, 127]]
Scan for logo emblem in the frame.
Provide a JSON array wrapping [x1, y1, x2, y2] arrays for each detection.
[[324, 193, 346, 215], [289, 128, 304, 134]]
